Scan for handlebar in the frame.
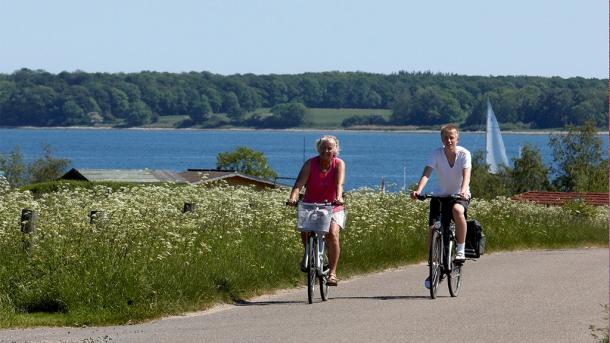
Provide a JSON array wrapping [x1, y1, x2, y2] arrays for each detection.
[[415, 193, 464, 201], [285, 200, 344, 207]]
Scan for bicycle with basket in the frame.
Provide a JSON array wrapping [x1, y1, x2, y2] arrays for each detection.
[[295, 201, 333, 304]]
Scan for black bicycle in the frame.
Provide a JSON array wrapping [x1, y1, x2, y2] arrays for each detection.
[[417, 194, 464, 299]]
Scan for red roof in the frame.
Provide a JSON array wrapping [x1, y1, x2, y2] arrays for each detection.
[[512, 191, 608, 206]]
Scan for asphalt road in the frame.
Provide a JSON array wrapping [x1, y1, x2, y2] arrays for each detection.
[[1, 248, 607, 343]]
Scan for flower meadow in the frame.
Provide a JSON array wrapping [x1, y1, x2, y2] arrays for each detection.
[[0, 180, 606, 326]]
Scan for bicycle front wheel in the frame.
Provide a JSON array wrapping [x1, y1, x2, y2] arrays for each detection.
[[448, 240, 462, 297], [319, 241, 329, 301], [307, 235, 316, 304], [429, 230, 443, 299]]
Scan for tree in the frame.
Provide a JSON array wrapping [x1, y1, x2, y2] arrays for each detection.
[[222, 92, 244, 122], [0, 146, 27, 187], [549, 121, 607, 192], [28, 144, 71, 184], [189, 95, 212, 124], [0, 144, 70, 187], [61, 99, 87, 125], [264, 102, 307, 128], [125, 100, 152, 126], [469, 150, 511, 199], [391, 86, 465, 125], [216, 146, 278, 180], [510, 144, 550, 194]]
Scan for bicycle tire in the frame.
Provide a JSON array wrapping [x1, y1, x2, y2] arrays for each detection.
[[448, 239, 462, 297], [319, 242, 329, 301], [307, 235, 316, 304], [429, 230, 443, 299]]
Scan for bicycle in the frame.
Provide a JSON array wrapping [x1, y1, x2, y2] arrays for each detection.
[[416, 194, 464, 299], [291, 201, 332, 304]]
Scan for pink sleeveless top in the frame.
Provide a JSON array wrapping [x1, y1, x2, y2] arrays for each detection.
[[303, 156, 344, 213]]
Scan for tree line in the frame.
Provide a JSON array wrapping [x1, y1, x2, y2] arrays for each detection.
[[0, 68, 606, 128]]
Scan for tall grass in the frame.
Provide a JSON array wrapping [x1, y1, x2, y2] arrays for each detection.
[[0, 180, 606, 327]]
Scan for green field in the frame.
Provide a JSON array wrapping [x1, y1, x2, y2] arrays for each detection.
[[147, 108, 393, 129], [143, 115, 190, 128], [304, 108, 392, 128]]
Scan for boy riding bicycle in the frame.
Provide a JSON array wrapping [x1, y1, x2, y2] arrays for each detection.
[[410, 124, 471, 289]]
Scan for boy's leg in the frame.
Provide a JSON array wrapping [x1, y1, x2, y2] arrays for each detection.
[[452, 203, 467, 244]]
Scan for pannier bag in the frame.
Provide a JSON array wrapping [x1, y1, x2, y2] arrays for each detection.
[[465, 220, 486, 258], [297, 202, 333, 233]]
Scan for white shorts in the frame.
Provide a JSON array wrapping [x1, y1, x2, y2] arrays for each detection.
[[332, 210, 346, 230]]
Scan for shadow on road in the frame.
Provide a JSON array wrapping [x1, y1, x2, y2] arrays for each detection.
[[234, 300, 303, 306], [234, 294, 430, 307], [332, 295, 430, 301]]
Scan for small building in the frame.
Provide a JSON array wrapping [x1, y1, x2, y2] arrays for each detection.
[[60, 168, 188, 183], [59, 168, 287, 190], [511, 191, 608, 207], [178, 169, 286, 190]]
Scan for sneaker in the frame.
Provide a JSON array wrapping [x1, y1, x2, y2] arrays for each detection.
[[300, 254, 308, 272], [455, 251, 466, 262], [424, 277, 431, 289]]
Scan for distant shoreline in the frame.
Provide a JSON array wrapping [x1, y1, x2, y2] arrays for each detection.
[[0, 125, 607, 135]]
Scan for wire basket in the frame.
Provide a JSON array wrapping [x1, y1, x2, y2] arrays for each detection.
[[297, 202, 333, 233]]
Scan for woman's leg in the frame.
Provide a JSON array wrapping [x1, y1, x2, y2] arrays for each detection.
[[326, 221, 340, 276]]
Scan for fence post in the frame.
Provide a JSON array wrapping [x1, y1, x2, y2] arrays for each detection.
[[89, 210, 103, 225], [20, 209, 37, 234], [20, 209, 37, 254], [183, 202, 196, 213]]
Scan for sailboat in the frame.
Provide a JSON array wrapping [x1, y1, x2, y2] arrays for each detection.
[[485, 99, 509, 174]]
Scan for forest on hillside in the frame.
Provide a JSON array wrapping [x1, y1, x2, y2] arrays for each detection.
[[0, 68, 606, 129]]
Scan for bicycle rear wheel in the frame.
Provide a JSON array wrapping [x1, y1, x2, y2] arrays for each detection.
[[319, 241, 329, 301], [448, 240, 462, 297], [307, 235, 316, 304], [429, 230, 443, 299]]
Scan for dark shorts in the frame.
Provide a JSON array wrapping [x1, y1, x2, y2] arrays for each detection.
[[428, 197, 470, 226]]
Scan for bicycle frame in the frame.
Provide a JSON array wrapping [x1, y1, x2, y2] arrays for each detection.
[[304, 232, 328, 277], [431, 218, 456, 272], [295, 201, 332, 303], [418, 194, 463, 299]]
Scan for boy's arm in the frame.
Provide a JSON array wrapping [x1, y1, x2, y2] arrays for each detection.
[[411, 166, 433, 199], [460, 167, 471, 199]]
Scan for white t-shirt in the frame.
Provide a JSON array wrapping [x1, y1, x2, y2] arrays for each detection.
[[426, 146, 471, 197]]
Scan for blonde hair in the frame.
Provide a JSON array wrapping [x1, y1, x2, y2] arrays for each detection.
[[440, 124, 459, 139], [316, 135, 340, 155]]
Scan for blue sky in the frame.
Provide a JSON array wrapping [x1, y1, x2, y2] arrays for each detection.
[[0, 0, 606, 78]]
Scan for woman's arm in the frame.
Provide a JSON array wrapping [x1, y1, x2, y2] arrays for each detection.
[[288, 159, 311, 202], [334, 159, 345, 203]]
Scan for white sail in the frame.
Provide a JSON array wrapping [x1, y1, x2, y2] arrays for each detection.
[[485, 99, 509, 174]]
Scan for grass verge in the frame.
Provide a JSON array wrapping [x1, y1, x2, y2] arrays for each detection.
[[0, 182, 606, 327]]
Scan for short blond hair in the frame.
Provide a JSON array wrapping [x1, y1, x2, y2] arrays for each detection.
[[440, 124, 459, 139], [316, 135, 340, 155]]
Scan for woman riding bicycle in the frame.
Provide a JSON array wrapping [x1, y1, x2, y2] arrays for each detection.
[[410, 124, 471, 289], [287, 135, 345, 286]]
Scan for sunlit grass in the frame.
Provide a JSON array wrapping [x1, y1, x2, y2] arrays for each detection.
[[0, 180, 606, 327]]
